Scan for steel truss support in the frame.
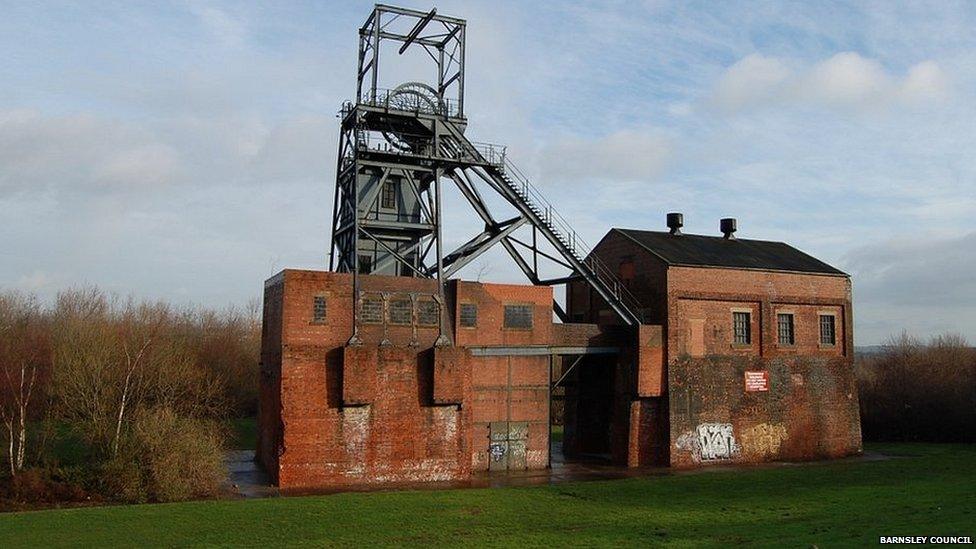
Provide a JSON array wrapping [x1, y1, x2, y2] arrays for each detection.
[[331, 5, 643, 343], [357, 4, 465, 116]]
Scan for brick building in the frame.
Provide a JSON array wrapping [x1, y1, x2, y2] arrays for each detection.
[[566, 218, 862, 467], [259, 217, 862, 489]]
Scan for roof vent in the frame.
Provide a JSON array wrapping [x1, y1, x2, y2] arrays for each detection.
[[666, 212, 683, 235], [720, 218, 737, 240]]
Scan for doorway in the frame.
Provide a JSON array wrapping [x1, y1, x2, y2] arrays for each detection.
[[550, 354, 617, 466]]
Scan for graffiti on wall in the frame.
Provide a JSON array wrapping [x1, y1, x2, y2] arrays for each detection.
[[697, 423, 739, 460], [740, 423, 788, 458], [675, 423, 740, 462]]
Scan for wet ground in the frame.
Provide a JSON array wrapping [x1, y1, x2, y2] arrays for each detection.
[[224, 450, 278, 498], [223, 443, 889, 499]]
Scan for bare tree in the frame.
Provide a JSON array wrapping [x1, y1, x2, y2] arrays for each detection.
[[53, 288, 228, 457], [858, 331, 975, 442], [0, 292, 51, 476], [109, 300, 169, 456]]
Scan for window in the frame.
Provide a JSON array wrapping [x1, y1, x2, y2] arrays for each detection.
[[312, 295, 327, 323], [777, 313, 795, 345], [459, 303, 478, 328], [820, 314, 836, 346], [503, 304, 533, 329], [381, 181, 396, 209], [360, 297, 383, 324], [732, 311, 751, 345], [358, 255, 372, 274], [418, 300, 440, 326], [389, 298, 412, 325]]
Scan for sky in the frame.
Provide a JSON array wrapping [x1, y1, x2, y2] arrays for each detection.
[[1, 0, 974, 345]]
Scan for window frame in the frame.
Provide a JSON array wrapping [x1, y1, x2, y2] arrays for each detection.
[[360, 295, 384, 324], [381, 180, 396, 210], [358, 254, 372, 274], [417, 299, 440, 327], [503, 303, 534, 330], [731, 310, 751, 346], [777, 312, 795, 346], [459, 302, 478, 328], [312, 294, 327, 324], [819, 313, 837, 347], [388, 297, 413, 325]]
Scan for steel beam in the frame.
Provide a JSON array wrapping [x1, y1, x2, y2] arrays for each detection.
[[398, 8, 437, 54], [467, 346, 620, 357], [441, 217, 527, 278]]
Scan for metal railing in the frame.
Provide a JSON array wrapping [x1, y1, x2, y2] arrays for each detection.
[[441, 137, 507, 166], [358, 88, 463, 118], [351, 130, 506, 166], [496, 157, 645, 321], [365, 211, 422, 223]]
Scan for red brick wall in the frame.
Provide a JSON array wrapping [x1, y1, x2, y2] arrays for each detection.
[[260, 270, 557, 488], [668, 355, 862, 467], [260, 254, 858, 484], [256, 274, 284, 480], [665, 267, 860, 467], [566, 233, 861, 468], [468, 354, 549, 471], [667, 266, 852, 360], [568, 230, 669, 326], [450, 280, 553, 346]]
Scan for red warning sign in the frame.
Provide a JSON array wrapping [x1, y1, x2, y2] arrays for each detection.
[[744, 371, 769, 392]]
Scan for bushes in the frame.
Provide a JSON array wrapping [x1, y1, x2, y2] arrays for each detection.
[[0, 467, 93, 510], [103, 409, 226, 503], [857, 333, 976, 442], [0, 286, 260, 507]]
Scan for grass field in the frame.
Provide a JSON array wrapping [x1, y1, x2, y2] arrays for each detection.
[[0, 443, 973, 548]]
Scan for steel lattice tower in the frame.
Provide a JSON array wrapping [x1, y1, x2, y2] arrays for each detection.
[[330, 4, 644, 344]]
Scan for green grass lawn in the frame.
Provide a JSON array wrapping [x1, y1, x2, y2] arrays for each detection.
[[0, 443, 973, 548]]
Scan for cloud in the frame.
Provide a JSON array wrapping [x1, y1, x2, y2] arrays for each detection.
[[94, 144, 180, 187], [799, 52, 891, 106], [710, 54, 793, 112], [708, 52, 951, 113], [537, 130, 672, 183], [1, 1, 974, 345], [900, 60, 951, 102], [0, 109, 336, 199], [842, 231, 976, 342], [0, 110, 180, 195], [15, 270, 66, 292]]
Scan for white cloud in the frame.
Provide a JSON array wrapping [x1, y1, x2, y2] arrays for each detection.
[[799, 52, 891, 106], [537, 130, 672, 183], [900, 60, 951, 102], [710, 54, 792, 113], [94, 144, 180, 187], [842, 231, 976, 342], [0, 110, 179, 195], [708, 52, 951, 113], [15, 270, 65, 292]]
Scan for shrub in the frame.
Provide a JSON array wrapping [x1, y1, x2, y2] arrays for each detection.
[[108, 408, 226, 503], [0, 467, 93, 510], [857, 333, 976, 442], [126, 408, 227, 501]]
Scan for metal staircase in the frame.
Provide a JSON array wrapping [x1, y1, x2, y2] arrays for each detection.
[[333, 4, 644, 330], [440, 121, 645, 326]]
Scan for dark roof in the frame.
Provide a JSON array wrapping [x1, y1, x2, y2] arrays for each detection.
[[613, 228, 847, 276]]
